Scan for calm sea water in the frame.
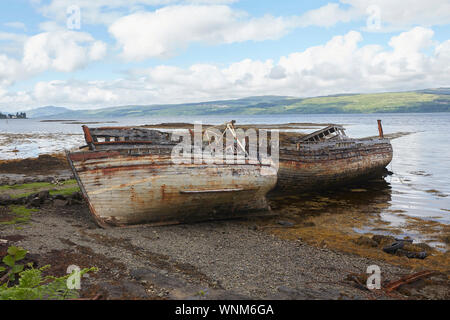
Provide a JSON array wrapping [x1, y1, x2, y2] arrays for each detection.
[[1, 113, 449, 229]]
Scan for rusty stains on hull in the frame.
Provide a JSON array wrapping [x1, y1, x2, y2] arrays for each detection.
[[276, 137, 393, 192], [68, 151, 121, 162], [67, 152, 277, 227], [67, 122, 394, 227]]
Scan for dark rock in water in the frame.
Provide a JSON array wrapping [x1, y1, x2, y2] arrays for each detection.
[[354, 236, 378, 248], [0, 194, 12, 205], [407, 251, 428, 259], [395, 238, 413, 243], [277, 220, 294, 227], [396, 249, 428, 259], [383, 240, 429, 259], [383, 241, 405, 254]]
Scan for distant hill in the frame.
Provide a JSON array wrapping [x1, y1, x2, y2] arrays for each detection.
[[26, 106, 72, 118], [25, 88, 450, 118]]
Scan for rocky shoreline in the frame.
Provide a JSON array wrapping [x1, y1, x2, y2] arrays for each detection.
[[0, 155, 448, 300]]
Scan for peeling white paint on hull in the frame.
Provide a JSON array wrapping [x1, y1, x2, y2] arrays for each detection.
[[67, 152, 278, 227]]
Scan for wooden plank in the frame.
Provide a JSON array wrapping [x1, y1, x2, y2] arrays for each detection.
[[180, 188, 245, 194]]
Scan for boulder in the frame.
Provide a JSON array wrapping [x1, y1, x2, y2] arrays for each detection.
[[71, 192, 82, 200], [372, 235, 396, 246], [277, 220, 295, 227], [38, 190, 50, 201], [53, 194, 66, 200], [0, 194, 12, 205], [28, 196, 42, 207], [53, 199, 68, 207], [354, 236, 378, 248]]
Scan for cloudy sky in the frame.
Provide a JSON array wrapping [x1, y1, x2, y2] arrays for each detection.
[[1, 0, 450, 111]]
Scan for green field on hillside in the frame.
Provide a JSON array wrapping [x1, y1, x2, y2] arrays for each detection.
[[23, 88, 450, 118]]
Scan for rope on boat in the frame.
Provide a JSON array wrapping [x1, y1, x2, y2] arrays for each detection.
[[203, 121, 249, 158]]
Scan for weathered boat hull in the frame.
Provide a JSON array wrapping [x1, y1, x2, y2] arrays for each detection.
[[67, 151, 277, 227], [275, 138, 393, 192]]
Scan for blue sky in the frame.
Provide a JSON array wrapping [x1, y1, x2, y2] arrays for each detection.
[[0, 0, 449, 110]]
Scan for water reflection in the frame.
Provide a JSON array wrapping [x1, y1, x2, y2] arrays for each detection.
[[268, 176, 392, 221], [267, 174, 448, 249]]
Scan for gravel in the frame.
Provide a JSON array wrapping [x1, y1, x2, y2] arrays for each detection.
[[0, 202, 410, 300]]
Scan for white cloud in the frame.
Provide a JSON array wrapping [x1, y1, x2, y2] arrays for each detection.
[[0, 32, 28, 57], [33, 80, 118, 105], [3, 22, 27, 31], [346, 0, 450, 27], [297, 3, 359, 28], [0, 30, 107, 90], [2, 27, 450, 110], [89, 41, 108, 60], [107, 1, 450, 61], [0, 55, 25, 87], [35, 0, 238, 25], [310, 0, 450, 31], [38, 21, 66, 32], [22, 31, 107, 73], [109, 5, 295, 60]]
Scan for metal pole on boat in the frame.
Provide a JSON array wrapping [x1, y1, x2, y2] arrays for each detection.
[[377, 120, 384, 138], [82, 125, 95, 150]]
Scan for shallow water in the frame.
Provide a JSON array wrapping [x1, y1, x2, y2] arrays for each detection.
[[1, 113, 449, 237]]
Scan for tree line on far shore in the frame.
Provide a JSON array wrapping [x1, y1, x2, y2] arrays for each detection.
[[0, 112, 27, 119]]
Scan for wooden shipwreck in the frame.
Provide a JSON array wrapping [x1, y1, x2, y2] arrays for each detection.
[[276, 120, 393, 191], [67, 124, 278, 227]]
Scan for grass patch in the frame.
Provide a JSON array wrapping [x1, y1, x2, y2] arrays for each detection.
[[1, 180, 79, 200], [0, 180, 76, 191], [9, 192, 35, 199], [61, 179, 77, 185], [289, 92, 442, 113], [0, 182, 52, 191], [49, 186, 80, 197], [0, 205, 38, 226]]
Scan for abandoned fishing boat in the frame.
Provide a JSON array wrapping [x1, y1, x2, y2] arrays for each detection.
[[66, 124, 277, 227], [275, 120, 393, 191]]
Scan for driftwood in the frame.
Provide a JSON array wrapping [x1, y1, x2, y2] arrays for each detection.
[[384, 270, 435, 293]]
